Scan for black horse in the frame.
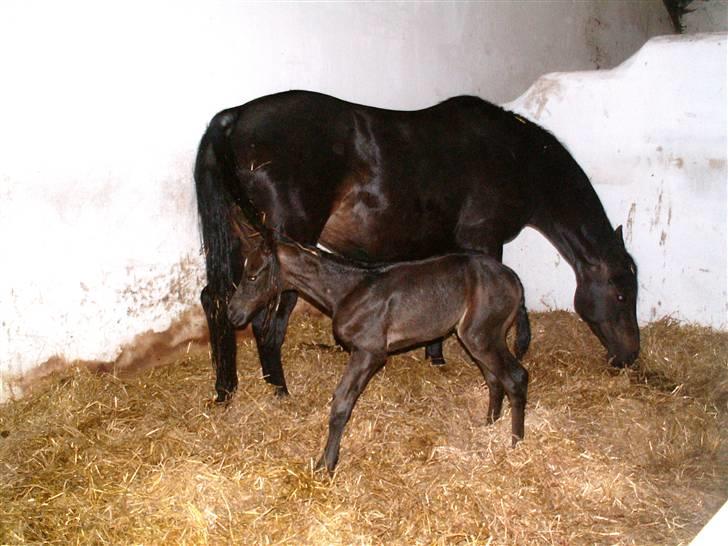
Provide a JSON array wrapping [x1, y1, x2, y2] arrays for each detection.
[[195, 90, 639, 402]]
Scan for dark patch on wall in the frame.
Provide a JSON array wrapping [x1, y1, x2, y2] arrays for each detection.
[[663, 0, 696, 33], [586, 16, 610, 69], [122, 255, 204, 319], [5, 308, 214, 399]]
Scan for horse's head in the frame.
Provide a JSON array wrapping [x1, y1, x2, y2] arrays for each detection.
[[226, 209, 281, 328], [573, 226, 640, 367]]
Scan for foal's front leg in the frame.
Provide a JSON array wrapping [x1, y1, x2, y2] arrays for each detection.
[[317, 349, 387, 473], [251, 291, 298, 397]]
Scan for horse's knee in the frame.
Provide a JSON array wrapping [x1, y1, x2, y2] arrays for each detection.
[[201, 285, 213, 311], [201, 285, 227, 321]]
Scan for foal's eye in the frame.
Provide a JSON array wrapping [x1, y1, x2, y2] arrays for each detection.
[[616, 294, 625, 302], [247, 275, 258, 282]]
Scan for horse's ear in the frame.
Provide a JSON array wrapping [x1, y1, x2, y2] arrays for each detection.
[[615, 225, 625, 247]]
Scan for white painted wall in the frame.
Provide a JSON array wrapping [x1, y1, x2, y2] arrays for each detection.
[[0, 1, 692, 401], [504, 32, 727, 328]]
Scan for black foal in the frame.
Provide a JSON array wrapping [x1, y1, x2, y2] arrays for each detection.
[[228, 224, 530, 473]]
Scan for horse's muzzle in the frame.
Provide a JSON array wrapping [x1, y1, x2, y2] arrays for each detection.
[[609, 349, 639, 368]]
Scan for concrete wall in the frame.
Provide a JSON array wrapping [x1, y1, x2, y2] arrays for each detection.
[[0, 1, 685, 400], [683, 0, 728, 33], [504, 32, 727, 328]]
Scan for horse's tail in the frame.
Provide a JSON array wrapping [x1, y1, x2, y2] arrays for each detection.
[[194, 110, 242, 399], [195, 110, 241, 295], [195, 109, 277, 343], [514, 283, 531, 360]]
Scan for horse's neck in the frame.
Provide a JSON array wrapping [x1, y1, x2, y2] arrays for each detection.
[[530, 168, 616, 272], [277, 242, 367, 314]]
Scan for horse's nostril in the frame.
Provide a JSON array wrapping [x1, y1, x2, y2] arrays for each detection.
[[609, 350, 639, 368]]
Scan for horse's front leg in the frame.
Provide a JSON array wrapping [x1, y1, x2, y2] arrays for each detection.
[[251, 290, 298, 396], [425, 340, 446, 366]]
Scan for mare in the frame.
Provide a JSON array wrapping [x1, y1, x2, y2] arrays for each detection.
[[195, 90, 639, 402], [226, 218, 530, 472]]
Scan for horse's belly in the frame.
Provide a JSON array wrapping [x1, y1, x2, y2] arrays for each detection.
[[319, 183, 455, 261]]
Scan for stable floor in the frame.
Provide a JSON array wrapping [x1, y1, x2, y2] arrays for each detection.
[[1, 311, 726, 544]]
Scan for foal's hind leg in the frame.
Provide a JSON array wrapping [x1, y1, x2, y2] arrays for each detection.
[[251, 291, 298, 397], [317, 349, 387, 473], [460, 334, 528, 445], [483, 370, 505, 425]]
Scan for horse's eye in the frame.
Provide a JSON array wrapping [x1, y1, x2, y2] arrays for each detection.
[[247, 275, 258, 282], [617, 294, 625, 302]]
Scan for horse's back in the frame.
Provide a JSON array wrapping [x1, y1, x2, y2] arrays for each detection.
[[208, 90, 558, 259]]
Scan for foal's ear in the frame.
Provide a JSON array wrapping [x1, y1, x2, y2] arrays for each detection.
[[229, 207, 263, 252], [615, 225, 625, 247]]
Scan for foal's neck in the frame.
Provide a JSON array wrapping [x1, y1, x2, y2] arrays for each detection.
[[276, 242, 369, 314]]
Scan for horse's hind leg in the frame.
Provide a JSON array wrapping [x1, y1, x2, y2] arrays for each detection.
[[252, 291, 298, 397], [201, 285, 238, 403], [317, 349, 386, 473], [425, 340, 446, 366]]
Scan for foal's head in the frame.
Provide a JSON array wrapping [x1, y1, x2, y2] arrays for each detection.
[[226, 213, 281, 329]]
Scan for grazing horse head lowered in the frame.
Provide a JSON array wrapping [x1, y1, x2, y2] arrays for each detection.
[[227, 219, 531, 473], [573, 226, 639, 367]]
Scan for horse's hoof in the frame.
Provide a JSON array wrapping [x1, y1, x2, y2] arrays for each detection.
[[485, 415, 500, 426], [274, 385, 290, 398], [430, 357, 446, 367], [214, 390, 235, 404]]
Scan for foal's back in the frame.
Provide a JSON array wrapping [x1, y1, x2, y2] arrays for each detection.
[[332, 253, 521, 354]]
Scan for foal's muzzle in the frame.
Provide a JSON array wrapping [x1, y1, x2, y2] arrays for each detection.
[[227, 303, 250, 328]]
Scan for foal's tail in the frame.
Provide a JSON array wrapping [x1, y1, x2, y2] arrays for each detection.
[[513, 284, 531, 360]]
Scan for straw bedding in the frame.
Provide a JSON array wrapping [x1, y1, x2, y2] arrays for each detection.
[[1, 311, 726, 544]]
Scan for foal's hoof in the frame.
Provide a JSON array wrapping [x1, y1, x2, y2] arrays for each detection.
[[314, 458, 334, 477], [429, 357, 447, 367]]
